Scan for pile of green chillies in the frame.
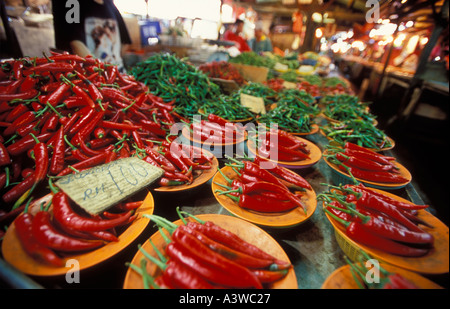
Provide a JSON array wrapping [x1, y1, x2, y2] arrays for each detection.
[[228, 52, 276, 69], [320, 93, 358, 105], [323, 76, 348, 88], [321, 119, 392, 150], [277, 88, 317, 108], [300, 75, 323, 86], [257, 88, 320, 133], [238, 82, 277, 106], [199, 94, 254, 121], [322, 94, 376, 123], [280, 70, 299, 83], [130, 53, 222, 118]]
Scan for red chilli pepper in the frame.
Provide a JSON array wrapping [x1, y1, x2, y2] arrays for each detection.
[[31, 210, 103, 252], [336, 161, 408, 184], [29, 133, 49, 184], [6, 132, 53, 156], [345, 184, 428, 210], [163, 260, 215, 289], [0, 89, 38, 101], [57, 151, 108, 176], [27, 62, 74, 73], [356, 192, 426, 233], [52, 191, 133, 232], [325, 209, 429, 257], [49, 126, 66, 175], [169, 230, 262, 288], [253, 157, 312, 190], [188, 220, 291, 270], [14, 211, 64, 267], [335, 153, 394, 173], [2, 172, 35, 203], [177, 224, 275, 269], [0, 142, 11, 166]]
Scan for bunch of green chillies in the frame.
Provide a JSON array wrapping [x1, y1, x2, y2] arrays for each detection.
[[238, 82, 277, 106], [198, 94, 254, 121], [130, 53, 222, 118], [321, 119, 392, 150], [322, 94, 376, 123]]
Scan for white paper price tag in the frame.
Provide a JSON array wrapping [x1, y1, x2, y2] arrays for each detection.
[[283, 81, 297, 89], [55, 157, 164, 215], [240, 93, 266, 115]]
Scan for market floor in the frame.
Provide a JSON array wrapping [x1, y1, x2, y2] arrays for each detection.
[[367, 87, 450, 227]]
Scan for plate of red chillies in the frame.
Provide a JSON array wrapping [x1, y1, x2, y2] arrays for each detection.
[[323, 142, 411, 189], [320, 184, 449, 275], [181, 113, 247, 147], [123, 212, 297, 289], [211, 157, 316, 228], [143, 136, 219, 192], [246, 127, 322, 169], [322, 263, 443, 289], [1, 189, 155, 276]]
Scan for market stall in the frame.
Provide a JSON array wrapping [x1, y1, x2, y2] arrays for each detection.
[[0, 0, 448, 293]]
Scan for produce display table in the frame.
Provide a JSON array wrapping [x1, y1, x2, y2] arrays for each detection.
[[0, 52, 447, 291], [1, 115, 441, 290]]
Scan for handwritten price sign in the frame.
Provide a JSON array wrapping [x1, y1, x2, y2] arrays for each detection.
[[240, 93, 266, 115], [55, 157, 164, 215]]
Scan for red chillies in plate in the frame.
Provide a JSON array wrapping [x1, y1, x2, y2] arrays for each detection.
[[343, 204, 434, 245], [207, 113, 229, 126], [14, 212, 64, 267], [252, 269, 289, 284], [325, 209, 429, 257], [346, 220, 428, 257], [356, 192, 426, 233], [224, 191, 299, 213], [345, 142, 395, 161], [165, 241, 233, 288], [52, 191, 133, 232], [57, 151, 108, 176], [344, 148, 396, 167], [238, 181, 304, 209], [384, 273, 419, 289], [337, 163, 408, 184], [345, 184, 428, 210], [49, 126, 65, 176], [171, 227, 263, 289], [31, 210, 104, 252], [335, 152, 394, 173], [186, 220, 291, 270], [162, 260, 215, 289], [177, 224, 276, 269], [252, 157, 311, 190]]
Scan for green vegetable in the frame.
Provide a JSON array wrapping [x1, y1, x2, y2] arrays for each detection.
[[320, 119, 391, 150], [229, 52, 276, 69], [300, 75, 323, 86], [130, 53, 221, 118], [321, 94, 376, 123], [238, 82, 277, 106]]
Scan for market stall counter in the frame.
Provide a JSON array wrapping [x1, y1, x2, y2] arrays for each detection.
[[0, 52, 448, 291], [1, 117, 446, 289]]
